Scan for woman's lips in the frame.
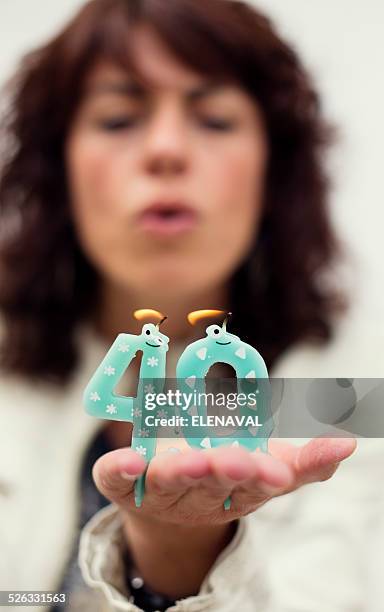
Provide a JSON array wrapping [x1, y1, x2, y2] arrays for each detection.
[[136, 203, 199, 237]]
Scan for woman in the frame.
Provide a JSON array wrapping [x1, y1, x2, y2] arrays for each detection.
[[0, 0, 373, 610]]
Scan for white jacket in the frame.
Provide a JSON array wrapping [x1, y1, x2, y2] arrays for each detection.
[[1, 314, 383, 612]]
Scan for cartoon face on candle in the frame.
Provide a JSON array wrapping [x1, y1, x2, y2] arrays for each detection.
[[206, 324, 235, 345], [141, 323, 168, 352]]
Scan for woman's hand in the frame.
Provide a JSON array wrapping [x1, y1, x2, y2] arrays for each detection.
[[92, 437, 356, 598]]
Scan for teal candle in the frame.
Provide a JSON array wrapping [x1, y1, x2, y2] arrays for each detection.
[[176, 312, 273, 509], [83, 313, 169, 507]]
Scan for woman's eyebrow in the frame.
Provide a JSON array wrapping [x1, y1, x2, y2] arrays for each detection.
[[85, 79, 229, 100], [85, 81, 146, 98], [186, 81, 229, 101]]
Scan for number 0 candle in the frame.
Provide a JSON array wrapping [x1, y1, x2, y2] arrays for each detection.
[[176, 310, 273, 509]]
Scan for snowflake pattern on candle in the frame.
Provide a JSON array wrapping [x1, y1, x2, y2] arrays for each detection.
[[117, 343, 130, 352], [106, 404, 117, 415], [156, 409, 168, 419], [135, 445, 147, 456], [147, 356, 159, 368], [103, 365, 116, 376]]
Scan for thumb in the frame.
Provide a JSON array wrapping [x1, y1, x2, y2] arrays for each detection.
[[92, 447, 147, 503]]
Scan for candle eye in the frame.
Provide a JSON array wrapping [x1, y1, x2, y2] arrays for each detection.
[[142, 323, 155, 337], [206, 324, 223, 339]]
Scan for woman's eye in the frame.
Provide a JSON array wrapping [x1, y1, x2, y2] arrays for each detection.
[[199, 117, 234, 131], [98, 116, 139, 131]]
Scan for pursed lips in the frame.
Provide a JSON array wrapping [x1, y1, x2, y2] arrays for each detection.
[[136, 201, 199, 237]]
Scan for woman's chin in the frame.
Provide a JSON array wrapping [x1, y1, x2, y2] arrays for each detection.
[[124, 274, 216, 301]]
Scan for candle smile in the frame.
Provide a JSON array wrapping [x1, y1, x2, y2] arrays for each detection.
[[145, 341, 161, 348], [216, 341, 231, 345]]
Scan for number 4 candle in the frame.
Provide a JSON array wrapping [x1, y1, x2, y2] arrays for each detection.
[[83, 309, 169, 507]]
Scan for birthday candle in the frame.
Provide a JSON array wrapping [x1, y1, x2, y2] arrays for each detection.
[[176, 310, 273, 509], [83, 310, 169, 507]]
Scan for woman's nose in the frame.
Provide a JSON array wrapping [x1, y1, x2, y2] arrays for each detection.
[[142, 103, 189, 176]]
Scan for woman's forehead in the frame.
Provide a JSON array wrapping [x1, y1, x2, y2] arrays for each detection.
[[84, 58, 222, 93], [82, 58, 244, 105], [82, 23, 241, 94]]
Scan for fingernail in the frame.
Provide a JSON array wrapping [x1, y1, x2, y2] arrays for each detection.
[[334, 438, 356, 455], [120, 471, 138, 481], [259, 482, 283, 495]]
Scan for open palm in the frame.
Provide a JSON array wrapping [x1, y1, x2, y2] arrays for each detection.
[[93, 437, 356, 525]]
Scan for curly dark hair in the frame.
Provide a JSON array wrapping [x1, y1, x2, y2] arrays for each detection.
[[0, 0, 348, 386]]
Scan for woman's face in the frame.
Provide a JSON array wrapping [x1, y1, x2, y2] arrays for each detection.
[[66, 25, 268, 301]]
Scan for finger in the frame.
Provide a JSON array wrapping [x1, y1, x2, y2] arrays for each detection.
[[295, 437, 357, 484], [145, 448, 211, 495], [145, 447, 262, 511], [92, 447, 147, 502], [208, 446, 257, 484], [249, 451, 294, 491], [192, 447, 257, 508], [206, 446, 291, 492], [270, 437, 357, 487], [224, 451, 293, 511], [186, 447, 292, 511]]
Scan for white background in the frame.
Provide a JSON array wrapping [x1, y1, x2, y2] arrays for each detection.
[[0, 0, 383, 337]]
